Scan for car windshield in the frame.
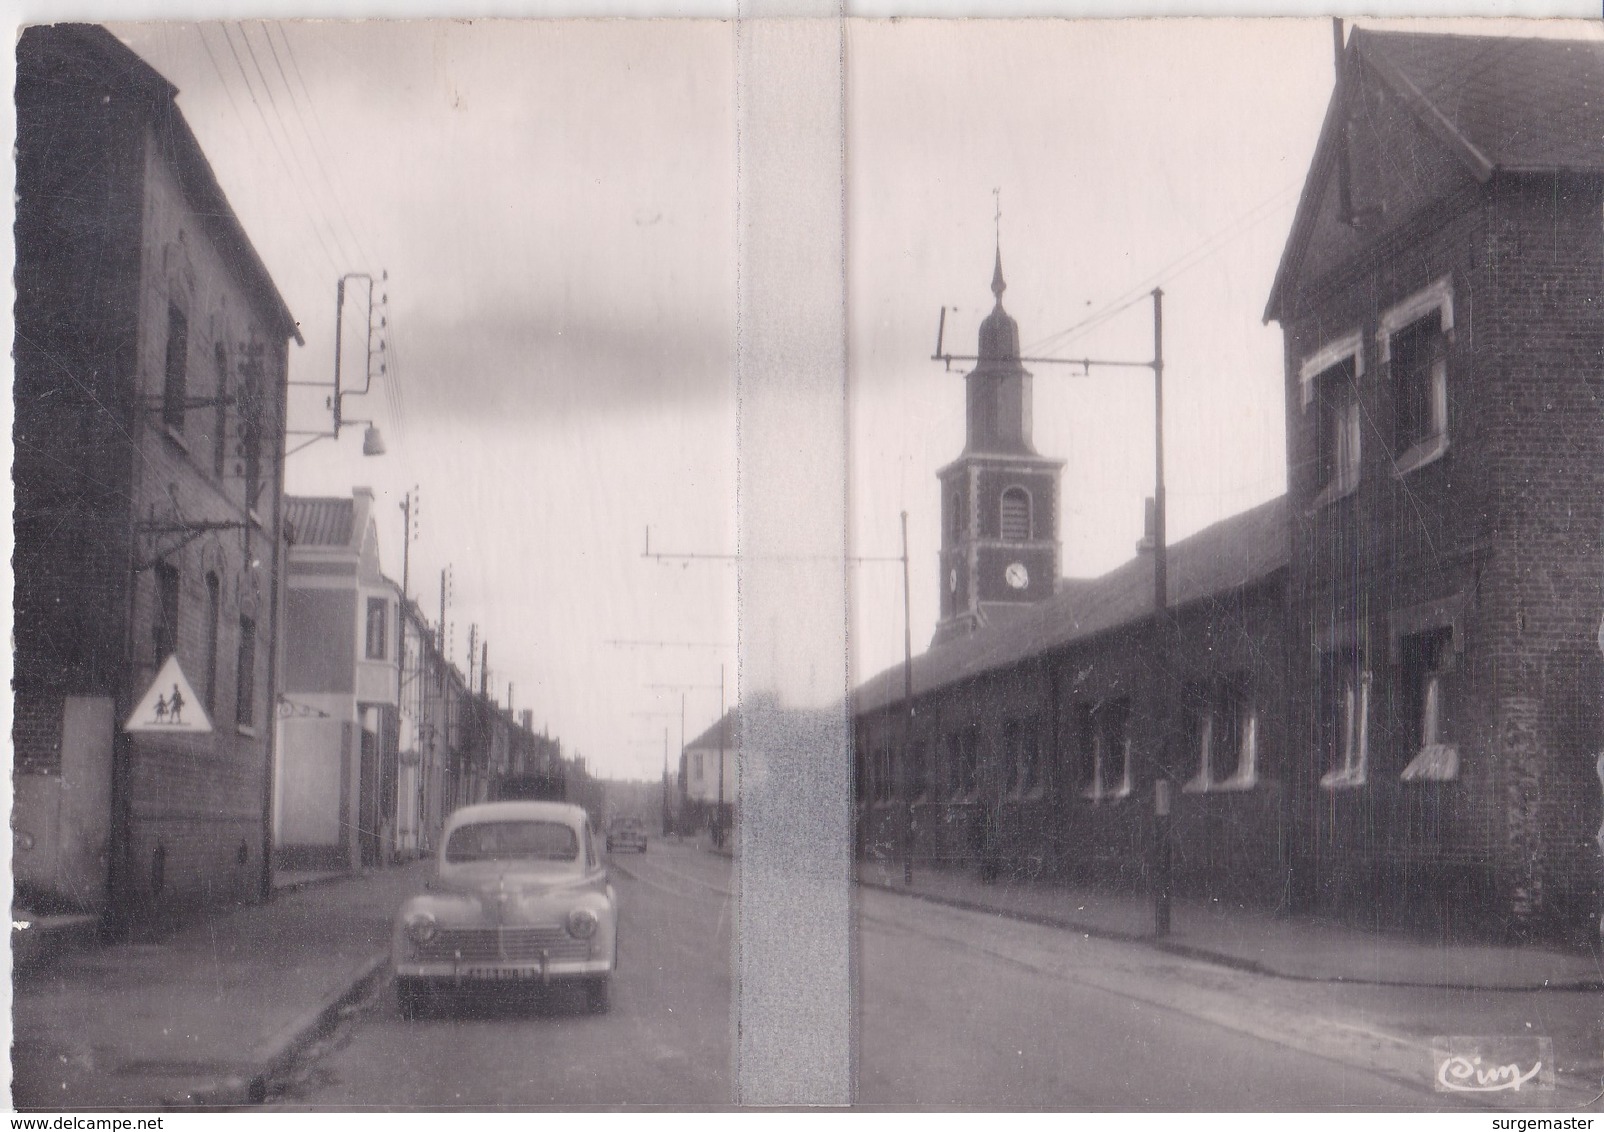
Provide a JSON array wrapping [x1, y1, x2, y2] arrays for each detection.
[[445, 820, 579, 864]]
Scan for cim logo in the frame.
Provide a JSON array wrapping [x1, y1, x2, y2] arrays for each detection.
[[1433, 1037, 1554, 1094]]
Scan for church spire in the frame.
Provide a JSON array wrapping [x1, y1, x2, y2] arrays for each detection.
[[991, 246, 1006, 303]]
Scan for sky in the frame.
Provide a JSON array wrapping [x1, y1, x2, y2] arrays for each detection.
[[19, 8, 1600, 779]]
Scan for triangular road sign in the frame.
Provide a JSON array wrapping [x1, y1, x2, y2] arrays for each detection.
[[124, 655, 213, 734]]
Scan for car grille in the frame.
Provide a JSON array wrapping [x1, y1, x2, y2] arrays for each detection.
[[414, 926, 592, 963]]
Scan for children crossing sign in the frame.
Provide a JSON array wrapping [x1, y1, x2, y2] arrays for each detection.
[[124, 655, 213, 733]]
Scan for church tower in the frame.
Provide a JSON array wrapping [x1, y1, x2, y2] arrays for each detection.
[[932, 250, 1065, 646]]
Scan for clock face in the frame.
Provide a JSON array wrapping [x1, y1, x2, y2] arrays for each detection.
[[1005, 562, 1029, 590]]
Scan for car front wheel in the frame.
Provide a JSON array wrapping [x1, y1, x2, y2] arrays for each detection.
[[584, 975, 611, 1014]]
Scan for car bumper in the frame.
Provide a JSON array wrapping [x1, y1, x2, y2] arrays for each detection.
[[395, 956, 613, 982]]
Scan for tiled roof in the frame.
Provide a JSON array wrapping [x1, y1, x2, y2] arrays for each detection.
[[1359, 29, 1604, 174], [284, 496, 356, 548], [852, 495, 1288, 716]]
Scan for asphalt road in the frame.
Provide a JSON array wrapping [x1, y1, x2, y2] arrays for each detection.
[[266, 842, 1599, 1110], [266, 838, 736, 1108]]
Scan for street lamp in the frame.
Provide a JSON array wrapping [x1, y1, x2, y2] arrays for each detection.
[[285, 271, 390, 458]]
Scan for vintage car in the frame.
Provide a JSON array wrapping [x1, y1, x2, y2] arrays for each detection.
[[605, 816, 648, 854], [392, 801, 618, 1017]]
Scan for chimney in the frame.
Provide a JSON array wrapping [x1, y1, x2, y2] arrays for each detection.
[[1136, 497, 1157, 555]]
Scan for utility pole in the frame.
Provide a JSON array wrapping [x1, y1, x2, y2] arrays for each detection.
[[467, 623, 477, 690], [901, 510, 915, 886], [934, 282, 1170, 929], [716, 662, 727, 849]]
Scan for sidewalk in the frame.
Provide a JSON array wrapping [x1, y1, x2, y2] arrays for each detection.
[[857, 857, 1604, 992], [12, 861, 428, 1111]]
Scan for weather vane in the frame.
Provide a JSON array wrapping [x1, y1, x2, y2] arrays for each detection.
[[993, 186, 1001, 246]]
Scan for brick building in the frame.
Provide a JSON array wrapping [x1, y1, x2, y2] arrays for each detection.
[[13, 25, 302, 916], [853, 28, 1603, 945], [1266, 29, 1604, 940]]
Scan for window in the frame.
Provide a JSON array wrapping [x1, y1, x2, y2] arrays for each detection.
[[1003, 718, 1040, 797], [1313, 357, 1361, 502], [959, 727, 979, 799], [1318, 649, 1368, 789], [693, 752, 704, 782], [943, 732, 964, 799], [1398, 628, 1458, 781], [236, 616, 257, 728], [909, 742, 929, 802], [162, 304, 188, 433], [1079, 698, 1132, 802], [1183, 675, 1258, 792], [238, 345, 264, 511], [1000, 487, 1031, 540], [153, 562, 180, 660], [204, 573, 221, 713], [1379, 277, 1453, 474], [212, 341, 229, 477], [872, 747, 893, 804], [366, 597, 388, 660]]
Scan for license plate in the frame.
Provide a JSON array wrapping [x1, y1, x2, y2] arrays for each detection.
[[462, 966, 541, 980]]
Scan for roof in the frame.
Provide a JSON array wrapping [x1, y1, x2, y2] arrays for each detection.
[[284, 496, 355, 548], [444, 801, 588, 830], [1360, 30, 1604, 174], [852, 495, 1288, 716], [1266, 28, 1604, 322], [20, 25, 302, 345], [685, 709, 740, 752]]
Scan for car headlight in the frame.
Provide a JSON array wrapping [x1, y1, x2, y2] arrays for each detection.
[[405, 911, 438, 945], [567, 907, 599, 939]]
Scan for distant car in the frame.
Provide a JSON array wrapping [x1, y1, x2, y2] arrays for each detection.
[[392, 801, 618, 1017], [606, 817, 648, 854]]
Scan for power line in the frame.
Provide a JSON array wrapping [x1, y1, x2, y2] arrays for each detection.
[[231, 21, 360, 270], [263, 22, 380, 269], [1026, 179, 1303, 356], [210, 23, 343, 278]]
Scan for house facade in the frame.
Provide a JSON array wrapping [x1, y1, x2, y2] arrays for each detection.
[[1266, 29, 1604, 940], [13, 25, 301, 916], [274, 490, 400, 871]]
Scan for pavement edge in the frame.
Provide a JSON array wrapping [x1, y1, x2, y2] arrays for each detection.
[[165, 952, 390, 1109]]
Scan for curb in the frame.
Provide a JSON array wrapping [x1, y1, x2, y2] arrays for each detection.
[[272, 869, 367, 897], [859, 876, 1604, 994], [164, 952, 390, 1109]]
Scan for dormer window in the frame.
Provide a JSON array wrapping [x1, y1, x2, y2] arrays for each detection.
[[1000, 486, 1031, 540]]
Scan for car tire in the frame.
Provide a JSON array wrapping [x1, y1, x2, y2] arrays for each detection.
[[584, 976, 611, 1014]]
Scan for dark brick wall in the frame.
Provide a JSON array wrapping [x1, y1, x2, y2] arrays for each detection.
[[858, 573, 1291, 910], [1280, 173, 1604, 940], [14, 27, 295, 913]]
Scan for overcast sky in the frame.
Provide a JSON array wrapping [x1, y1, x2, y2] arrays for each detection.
[[46, 13, 1603, 779]]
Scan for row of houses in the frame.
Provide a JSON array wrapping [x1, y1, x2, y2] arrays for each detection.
[[273, 488, 572, 871], [853, 28, 1604, 947], [12, 25, 580, 921]]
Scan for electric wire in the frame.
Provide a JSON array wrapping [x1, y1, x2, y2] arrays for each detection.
[[1026, 178, 1304, 357], [212, 23, 343, 279], [231, 21, 360, 270]]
